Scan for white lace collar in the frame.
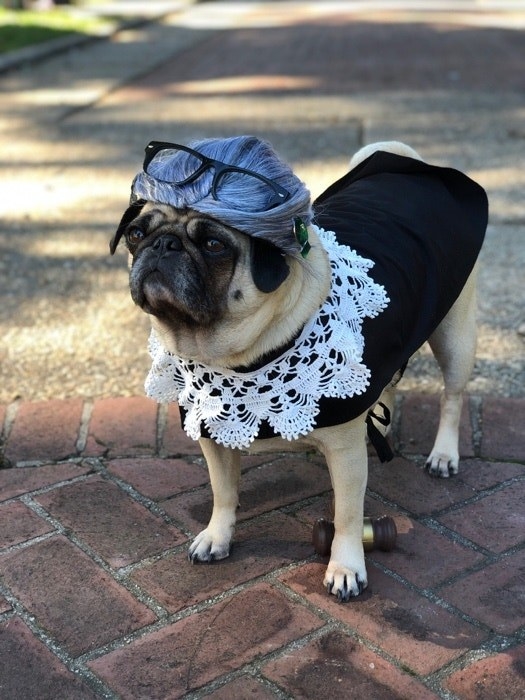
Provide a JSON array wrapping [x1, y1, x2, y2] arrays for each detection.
[[145, 226, 389, 449]]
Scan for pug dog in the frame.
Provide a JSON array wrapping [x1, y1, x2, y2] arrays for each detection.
[[110, 137, 487, 601]]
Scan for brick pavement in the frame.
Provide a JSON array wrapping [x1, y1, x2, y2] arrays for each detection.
[[1, 393, 524, 699]]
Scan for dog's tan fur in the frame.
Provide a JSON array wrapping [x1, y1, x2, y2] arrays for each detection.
[[192, 255, 477, 598], [121, 142, 479, 601], [147, 204, 331, 368]]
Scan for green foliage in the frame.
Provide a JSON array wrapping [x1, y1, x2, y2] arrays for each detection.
[[0, 7, 112, 53]]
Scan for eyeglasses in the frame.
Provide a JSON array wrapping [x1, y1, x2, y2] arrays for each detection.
[[142, 141, 291, 212]]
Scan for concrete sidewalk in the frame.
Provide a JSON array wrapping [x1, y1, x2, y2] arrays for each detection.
[[0, 0, 524, 402], [1, 1, 524, 698]]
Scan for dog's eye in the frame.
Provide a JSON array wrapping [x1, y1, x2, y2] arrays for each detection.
[[203, 237, 226, 254], [126, 227, 146, 247]]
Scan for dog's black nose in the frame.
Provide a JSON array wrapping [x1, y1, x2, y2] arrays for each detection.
[[152, 235, 183, 254]]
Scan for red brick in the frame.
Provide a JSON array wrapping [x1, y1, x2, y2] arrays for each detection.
[[0, 501, 54, 548], [368, 458, 521, 523], [88, 583, 324, 697], [0, 617, 99, 700], [0, 462, 92, 502], [364, 493, 410, 520], [481, 397, 525, 461], [369, 517, 484, 589], [399, 392, 473, 458], [107, 456, 209, 500], [281, 562, 487, 675], [439, 549, 525, 634], [452, 459, 524, 490], [4, 399, 83, 464], [163, 455, 331, 534], [131, 512, 312, 613], [111, 5, 525, 97], [0, 536, 156, 656], [438, 481, 525, 553], [81, 433, 107, 458], [263, 630, 438, 699], [204, 676, 278, 699], [36, 476, 186, 568], [85, 396, 157, 457], [162, 403, 203, 455], [367, 455, 477, 515], [294, 492, 333, 527], [445, 644, 525, 700]]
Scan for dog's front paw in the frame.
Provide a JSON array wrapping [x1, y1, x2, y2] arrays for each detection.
[[188, 527, 232, 563], [426, 449, 459, 478], [323, 560, 368, 602]]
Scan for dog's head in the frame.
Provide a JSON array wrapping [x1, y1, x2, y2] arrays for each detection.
[[110, 137, 330, 367]]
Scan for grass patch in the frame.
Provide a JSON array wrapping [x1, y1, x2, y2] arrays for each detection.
[[0, 8, 115, 54]]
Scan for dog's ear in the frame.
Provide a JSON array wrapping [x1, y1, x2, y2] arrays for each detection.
[[250, 237, 290, 293], [109, 199, 147, 255]]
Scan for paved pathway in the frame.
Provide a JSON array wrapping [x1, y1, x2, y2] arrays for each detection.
[[0, 0, 524, 400], [1, 2, 524, 698], [1, 392, 524, 698]]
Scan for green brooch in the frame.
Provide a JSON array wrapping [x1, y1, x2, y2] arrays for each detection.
[[293, 218, 311, 258]]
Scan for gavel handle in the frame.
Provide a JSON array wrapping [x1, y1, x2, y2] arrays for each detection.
[[312, 516, 397, 556]]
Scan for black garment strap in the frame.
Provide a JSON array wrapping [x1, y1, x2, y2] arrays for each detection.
[[366, 402, 394, 463]]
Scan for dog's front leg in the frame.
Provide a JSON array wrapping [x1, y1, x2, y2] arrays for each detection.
[[317, 416, 369, 601], [188, 439, 241, 563]]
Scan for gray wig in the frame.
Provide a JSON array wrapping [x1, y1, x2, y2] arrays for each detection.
[[131, 135, 312, 256]]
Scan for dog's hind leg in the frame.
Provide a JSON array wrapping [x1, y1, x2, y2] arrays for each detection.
[[427, 263, 478, 477], [188, 439, 241, 562]]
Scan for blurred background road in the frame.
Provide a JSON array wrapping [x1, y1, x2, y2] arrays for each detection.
[[1, 0, 524, 403]]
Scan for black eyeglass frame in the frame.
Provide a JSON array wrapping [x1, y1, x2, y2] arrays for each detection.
[[143, 140, 291, 210]]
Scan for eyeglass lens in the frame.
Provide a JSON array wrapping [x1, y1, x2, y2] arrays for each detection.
[[146, 147, 206, 184]]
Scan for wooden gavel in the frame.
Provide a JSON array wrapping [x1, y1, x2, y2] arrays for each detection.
[[312, 515, 397, 557]]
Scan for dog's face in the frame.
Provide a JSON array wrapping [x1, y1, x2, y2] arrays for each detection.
[[111, 202, 329, 368]]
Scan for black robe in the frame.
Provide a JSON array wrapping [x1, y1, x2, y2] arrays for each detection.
[[181, 151, 488, 445], [310, 150, 488, 428]]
